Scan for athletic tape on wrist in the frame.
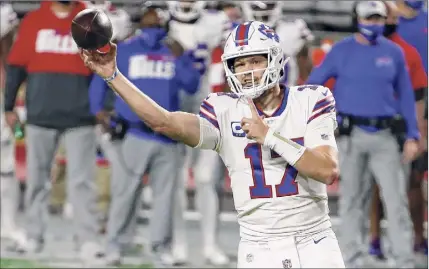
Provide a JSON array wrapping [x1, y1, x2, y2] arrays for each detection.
[[264, 128, 306, 166]]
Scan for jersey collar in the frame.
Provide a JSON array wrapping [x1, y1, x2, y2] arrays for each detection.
[[255, 85, 289, 118]]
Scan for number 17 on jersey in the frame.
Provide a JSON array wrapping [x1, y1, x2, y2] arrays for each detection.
[[244, 137, 303, 199]]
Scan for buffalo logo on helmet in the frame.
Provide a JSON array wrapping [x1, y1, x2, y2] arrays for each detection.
[[258, 24, 279, 42]]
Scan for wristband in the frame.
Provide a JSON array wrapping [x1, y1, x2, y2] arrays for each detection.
[[264, 128, 306, 166], [104, 68, 118, 82]]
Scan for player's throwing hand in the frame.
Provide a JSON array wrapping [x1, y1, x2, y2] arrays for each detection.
[[241, 98, 269, 144], [79, 42, 118, 79]]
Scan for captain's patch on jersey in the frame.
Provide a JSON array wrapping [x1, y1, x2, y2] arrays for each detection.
[[231, 121, 245, 137]]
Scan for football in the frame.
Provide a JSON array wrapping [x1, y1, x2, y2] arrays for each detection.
[[71, 9, 113, 51]]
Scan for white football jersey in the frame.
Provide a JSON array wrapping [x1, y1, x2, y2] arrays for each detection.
[[198, 85, 337, 240], [169, 10, 228, 112], [276, 19, 314, 86]]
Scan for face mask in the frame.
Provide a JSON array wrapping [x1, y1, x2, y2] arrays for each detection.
[[404, 0, 424, 10], [358, 23, 385, 42], [383, 24, 397, 37]]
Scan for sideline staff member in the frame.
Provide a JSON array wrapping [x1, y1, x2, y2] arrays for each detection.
[[307, 1, 419, 267], [365, 0, 428, 260], [89, 7, 200, 266]]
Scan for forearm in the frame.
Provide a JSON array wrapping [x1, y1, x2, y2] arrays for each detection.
[[397, 67, 420, 139], [264, 129, 338, 184], [4, 65, 27, 111], [294, 147, 339, 185], [107, 71, 199, 146], [400, 98, 420, 140], [108, 71, 171, 131]]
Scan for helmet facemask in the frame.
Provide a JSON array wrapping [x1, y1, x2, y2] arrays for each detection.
[[223, 46, 287, 99]]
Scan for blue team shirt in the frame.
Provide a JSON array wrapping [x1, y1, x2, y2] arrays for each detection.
[[307, 35, 419, 139]]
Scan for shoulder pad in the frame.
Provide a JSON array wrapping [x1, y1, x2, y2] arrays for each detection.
[[203, 92, 239, 112], [290, 84, 325, 94], [306, 85, 336, 124], [290, 84, 333, 104], [213, 92, 239, 98], [205, 92, 239, 102]]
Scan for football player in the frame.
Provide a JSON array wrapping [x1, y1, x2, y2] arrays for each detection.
[[81, 20, 345, 268], [166, 1, 230, 265], [241, 1, 314, 86]]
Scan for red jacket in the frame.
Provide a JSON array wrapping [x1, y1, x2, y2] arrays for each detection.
[[8, 1, 90, 76]]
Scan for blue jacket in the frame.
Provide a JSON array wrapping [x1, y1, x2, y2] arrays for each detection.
[[89, 28, 201, 144], [307, 35, 419, 140]]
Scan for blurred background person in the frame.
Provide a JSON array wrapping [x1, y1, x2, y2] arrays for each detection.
[[48, 0, 132, 232], [0, 2, 25, 245], [363, 0, 428, 263], [3, 1, 102, 265], [209, 1, 243, 94], [166, 1, 230, 265], [241, 1, 314, 86], [307, 1, 419, 267], [397, 0, 429, 257], [277, 18, 314, 86], [89, 4, 200, 266], [397, 0, 428, 74]]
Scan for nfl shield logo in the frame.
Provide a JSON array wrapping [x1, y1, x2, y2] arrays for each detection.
[[321, 133, 329, 140], [282, 259, 292, 268]]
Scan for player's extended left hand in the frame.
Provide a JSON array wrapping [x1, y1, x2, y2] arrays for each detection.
[[241, 98, 269, 144]]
